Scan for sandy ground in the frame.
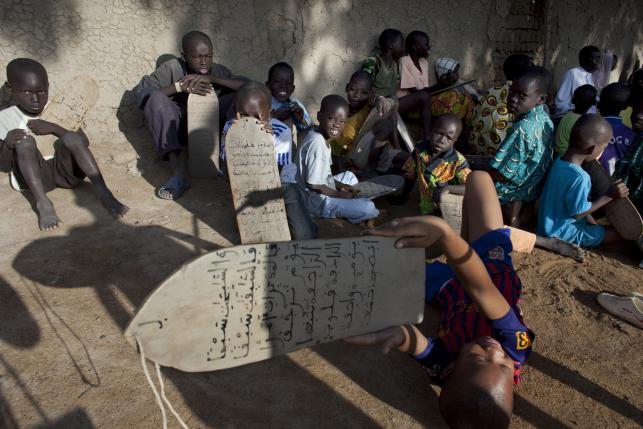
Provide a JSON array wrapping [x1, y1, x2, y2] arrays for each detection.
[[1, 149, 642, 429]]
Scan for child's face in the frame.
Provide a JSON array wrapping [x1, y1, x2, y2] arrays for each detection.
[[429, 119, 460, 154], [580, 50, 601, 73], [390, 35, 406, 60], [412, 36, 430, 58], [9, 72, 49, 115], [632, 102, 643, 133], [345, 77, 371, 111], [238, 93, 271, 122], [267, 68, 295, 102], [507, 78, 545, 115], [182, 41, 213, 75], [438, 65, 459, 87], [317, 105, 348, 139], [438, 336, 514, 420]]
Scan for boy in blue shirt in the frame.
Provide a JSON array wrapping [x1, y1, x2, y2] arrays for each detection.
[[597, 83, 636, 175], [537, 114, 630, 248], [265, 62, 311, 133]]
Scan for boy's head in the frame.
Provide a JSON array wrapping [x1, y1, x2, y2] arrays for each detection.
[[502, 53, 533, 81], [405, 31, 430, 58], [630, 68, 643, 90], [429, 113, 462, 154], [438, 336, 514, 429], [597, 82, 630, 116], [569, 113, 613, 160], [571, 84, 597, 114], [378, 29, 405, 59], [345, 70, 372, 111], [6, 58, 49, 116], [435, 58, 460, 86], [266, 62, 295, 103], [578, 45, 601, 73], [317, 95, 349, 139], [181, 31, 213, 75], [235, 82, 272, 122], [507, 66, 550, 115], [629, 89, 643, 133]]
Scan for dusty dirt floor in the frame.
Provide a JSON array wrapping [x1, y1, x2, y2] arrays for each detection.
[[1, 139, 642, 428]]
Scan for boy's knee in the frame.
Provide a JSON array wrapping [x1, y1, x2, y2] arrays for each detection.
[[467, 170, 493, 187], [146, 90, 171, 110], [418, 91, 431, 104], [61, 132, 86, 149], [14, 135, 37, 153]]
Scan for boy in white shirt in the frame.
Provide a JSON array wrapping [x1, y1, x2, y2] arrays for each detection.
[[295, 95, 379, 224], [554, 46, 601, 115], [0, 58, 128, 231]]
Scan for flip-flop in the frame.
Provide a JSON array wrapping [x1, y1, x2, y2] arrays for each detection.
[[597, 293, 643, 329], [156, 176, 190, 200]]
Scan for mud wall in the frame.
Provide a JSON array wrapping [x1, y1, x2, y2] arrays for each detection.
[[0, 0, 641, 159]]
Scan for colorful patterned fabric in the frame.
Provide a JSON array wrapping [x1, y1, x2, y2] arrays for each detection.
[[491, 104, 554, 203], [403, 141, 471, 214], [431, 89, 475, 123], [614, 132, 643, 212], [467, 82, 512, 156], [362, 54, 400, 98]]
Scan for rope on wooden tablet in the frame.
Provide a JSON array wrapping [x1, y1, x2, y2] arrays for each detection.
[[155, 358, 189, 429], [136, 337, 189, 429]]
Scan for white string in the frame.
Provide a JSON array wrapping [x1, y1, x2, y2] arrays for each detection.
[[155, 361, 189, 429], [136, 338, 168, 429]]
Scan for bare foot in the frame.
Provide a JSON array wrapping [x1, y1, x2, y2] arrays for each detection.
[[36, 199, 62, 231], [363, 209, 389, 229], [99, 191, 130, 218], [535, 236, 585, 262]]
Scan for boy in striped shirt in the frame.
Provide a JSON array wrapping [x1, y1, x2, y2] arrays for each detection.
[[347, 171, 534, 429]]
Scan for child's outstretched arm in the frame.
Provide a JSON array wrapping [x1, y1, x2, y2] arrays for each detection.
[[369, 216, 510, 320]]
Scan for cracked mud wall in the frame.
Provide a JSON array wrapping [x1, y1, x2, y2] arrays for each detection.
[[0, 0, 641, 159]]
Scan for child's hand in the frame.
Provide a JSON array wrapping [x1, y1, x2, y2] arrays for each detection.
[[271, 108, 291, 122], [336, 190, 356, 199], [344, 325, 406, 353], [257, 120, 273, 135], [180, 75, 213, 95], [5, 129, 28, 148], [608, 180, 629, 200], [375, 95, 386, 116], [291, 105, 305, 122], [367, 216, 450, 249], [27, 119, 62, 136], [337, 183, 360, 195]]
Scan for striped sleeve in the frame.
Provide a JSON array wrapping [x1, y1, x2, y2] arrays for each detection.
[[271, 119, 293, 166]]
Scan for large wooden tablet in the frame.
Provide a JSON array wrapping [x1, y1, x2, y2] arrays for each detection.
[[38, 75, 98, 157], [353, 174, 404, 199], [440, 193, 464, 234], [187, 92, 220, 177], [225, 117, 291, 244], [584, 160, 642, 240], [125, 236, 425, 372]]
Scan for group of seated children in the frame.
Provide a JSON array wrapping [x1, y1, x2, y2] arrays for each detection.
[[1, 26, 642, 429]]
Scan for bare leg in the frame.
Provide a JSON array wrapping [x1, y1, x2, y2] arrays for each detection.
[[502, 201, 523, 228], [600, 226, 628, 249], [398, 91, 432, 139], [535, 236, 585, 262], [15, 136, 61, 231], [61, 132, 129, 217], [461, 171, 504, 243]]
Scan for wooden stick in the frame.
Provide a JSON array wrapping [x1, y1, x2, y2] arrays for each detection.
[[428, 79, 476, 96]]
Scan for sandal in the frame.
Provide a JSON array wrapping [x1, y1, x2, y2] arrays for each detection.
[[156, 176, 190, 200], [597, 293, 643, 329]]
